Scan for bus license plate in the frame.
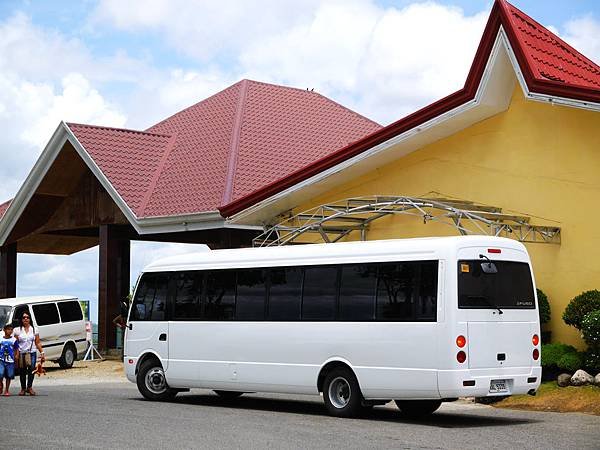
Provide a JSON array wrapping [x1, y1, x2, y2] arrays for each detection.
[[489, 380, 508, 393]]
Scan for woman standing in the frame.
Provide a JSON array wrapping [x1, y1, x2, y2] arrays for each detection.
[[13, 312, 45, 396]]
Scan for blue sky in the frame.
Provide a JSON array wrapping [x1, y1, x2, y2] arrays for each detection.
[[0, 0, 598, 323]]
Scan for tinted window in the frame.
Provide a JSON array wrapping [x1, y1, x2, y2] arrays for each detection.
[[57, 301, 83, 322], [236, 269, 266, 320], [458, 260, 534, 309], [131, 273, 169, 321], [173, 272, 202, 320], [376, 263, 415, 320], [415, 262, 438, 320], [204, 270, 236, 320], [0, 306, 11, 327], [302, 266, 338, 320], [268, 267, 302, 320], [339, 264, 376, 321], [32, 303, 60, 326]]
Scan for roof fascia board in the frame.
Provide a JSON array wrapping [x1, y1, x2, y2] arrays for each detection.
[[135, 211, 262, 234], [498, 26, 600, 112], [227, 30, 510, 225], [0, 123, 68, 246]]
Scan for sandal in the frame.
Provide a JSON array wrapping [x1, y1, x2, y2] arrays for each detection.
[[27, 388, 36, 396], [18, 390, 25, 396], [3, 392, 9, 396]]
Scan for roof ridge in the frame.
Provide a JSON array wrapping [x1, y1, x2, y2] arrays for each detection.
[[138, 132, 179, 217], [222, 79, 249, 205], [66, 122, 172, 139], [146, 81, 244, 132]]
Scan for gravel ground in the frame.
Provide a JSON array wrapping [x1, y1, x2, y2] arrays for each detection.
[[34, 359, 126, 386]]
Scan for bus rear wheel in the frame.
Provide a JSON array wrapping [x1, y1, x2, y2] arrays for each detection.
[[322, 367, 363, 418], [394, 400, 442, 417], [137, 359, 177, 401]]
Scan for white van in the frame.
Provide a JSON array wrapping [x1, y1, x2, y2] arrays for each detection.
[[0, 296, 87, 369]]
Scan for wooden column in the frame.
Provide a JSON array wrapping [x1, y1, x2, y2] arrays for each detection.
[[98, 225, 130, 352], [0, 243, 17, 299]]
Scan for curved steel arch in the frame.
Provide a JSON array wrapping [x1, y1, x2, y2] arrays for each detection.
[[252, 196, 561, 247]]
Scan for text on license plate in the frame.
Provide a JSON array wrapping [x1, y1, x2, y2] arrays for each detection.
[[489, 379, 508, 393]]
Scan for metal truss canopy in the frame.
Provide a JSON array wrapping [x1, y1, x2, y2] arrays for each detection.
[[253, 196, 561, 247]]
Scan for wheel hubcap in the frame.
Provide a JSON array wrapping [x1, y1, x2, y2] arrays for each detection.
[[145, 367, 167, 394], [328, 377, 351, 409], [65, 349, 74, 365]]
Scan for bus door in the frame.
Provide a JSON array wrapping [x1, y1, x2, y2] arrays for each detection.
[[126, 273, 170, 369], [457, 249, 539, 370]]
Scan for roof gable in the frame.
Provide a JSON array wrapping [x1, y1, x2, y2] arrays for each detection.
[[220, 0, 600, 219], [499, 0, 600, 94]]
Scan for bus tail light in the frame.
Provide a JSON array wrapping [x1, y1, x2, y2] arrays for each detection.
[[457, 351, 467, 363], [532, 348, 539, 360], [456, 335, 466, 348], [532, 334, 539, 346], [487, 248, 501, 254]]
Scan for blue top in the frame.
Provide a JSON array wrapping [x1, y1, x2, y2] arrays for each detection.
[[0, 336, 17, 363]]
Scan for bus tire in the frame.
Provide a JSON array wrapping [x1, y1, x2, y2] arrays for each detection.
[[58, 344, 76, 369], [214, 390, 244, 400], [137, 358, 177, 401], [394, 400, 442, 417], [322, 367, 363, 418]]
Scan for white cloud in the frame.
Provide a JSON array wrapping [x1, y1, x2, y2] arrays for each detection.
[[561, 15, 600, 64], [94, 0, 489, 124]]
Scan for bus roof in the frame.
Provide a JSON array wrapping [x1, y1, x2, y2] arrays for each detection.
[[143, 236, 527, 273]]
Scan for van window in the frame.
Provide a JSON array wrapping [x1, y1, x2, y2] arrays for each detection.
[[236, 269, 266, 320], [32, 303, 60, 326], [172, 272, 202, 320], [0, 307, 10, 327], [302, 266, 338, 320], [204, 270, 236, 320], [57, 301, 83, 322], [268, 267, 302, 320], [339, 264, 377, 321]]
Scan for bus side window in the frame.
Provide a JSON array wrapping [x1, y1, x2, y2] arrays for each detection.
[[376, 263, 415, 321], [204, 270, 236, 320], [339, 264, 376, 321], [236, 269, 266, 320], [414, 262, 438, 321], [268, 267, 302, 321], [302, 266, 337, 321], [173, 271, 202, 320], [131, 273, 168, 321]]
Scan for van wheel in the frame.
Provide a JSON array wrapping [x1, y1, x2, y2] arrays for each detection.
[[395, 400, 442, 417], [214, 390, 244, 400], [137, 359, 177, 401], [322, 367, 363, 418], [58, 344, 76, 369]]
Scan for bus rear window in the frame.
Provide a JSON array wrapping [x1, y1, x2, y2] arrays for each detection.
[[458, 260, 535, 309]]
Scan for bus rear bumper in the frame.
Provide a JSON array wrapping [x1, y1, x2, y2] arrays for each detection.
[[438, 366, 542, 398], [124, 356, 137, 383]]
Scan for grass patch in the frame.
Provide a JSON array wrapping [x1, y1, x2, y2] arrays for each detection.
[[494, 381, 600, 415]]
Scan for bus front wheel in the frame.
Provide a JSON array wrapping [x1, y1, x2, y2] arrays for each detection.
[[394, 400, 442, 417], [137, 359, 177, 401], [322, 367, 363, 418]]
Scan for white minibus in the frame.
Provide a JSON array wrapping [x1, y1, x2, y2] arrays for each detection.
[[0, 296, 87, 368], [124, 236, 541, 417]]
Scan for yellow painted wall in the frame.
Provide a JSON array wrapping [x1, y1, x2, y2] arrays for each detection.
[[294, 87, 600, 348]]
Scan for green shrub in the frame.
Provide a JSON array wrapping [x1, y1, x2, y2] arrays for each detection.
[[562, 290, 600, 330], [541, 343, 577, 368], [581, 310, 600, 347], [537, 288, 551, 325], [585, 348, 600, 373], [557, 352, 585, 372]]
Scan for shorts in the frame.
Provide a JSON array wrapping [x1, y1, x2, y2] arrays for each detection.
[[0, 361, 15, 380]]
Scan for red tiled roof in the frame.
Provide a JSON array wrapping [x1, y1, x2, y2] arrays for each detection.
[[0, 200, 10, 220], [139, 79, 381, 217], [499, 0, 600, 94], [5, 80, 378, 222], [67, 124, 175, 217], [219, 0, 600, 217]]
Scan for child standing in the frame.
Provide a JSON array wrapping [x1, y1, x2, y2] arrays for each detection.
[[0, 324, 18, 396]]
